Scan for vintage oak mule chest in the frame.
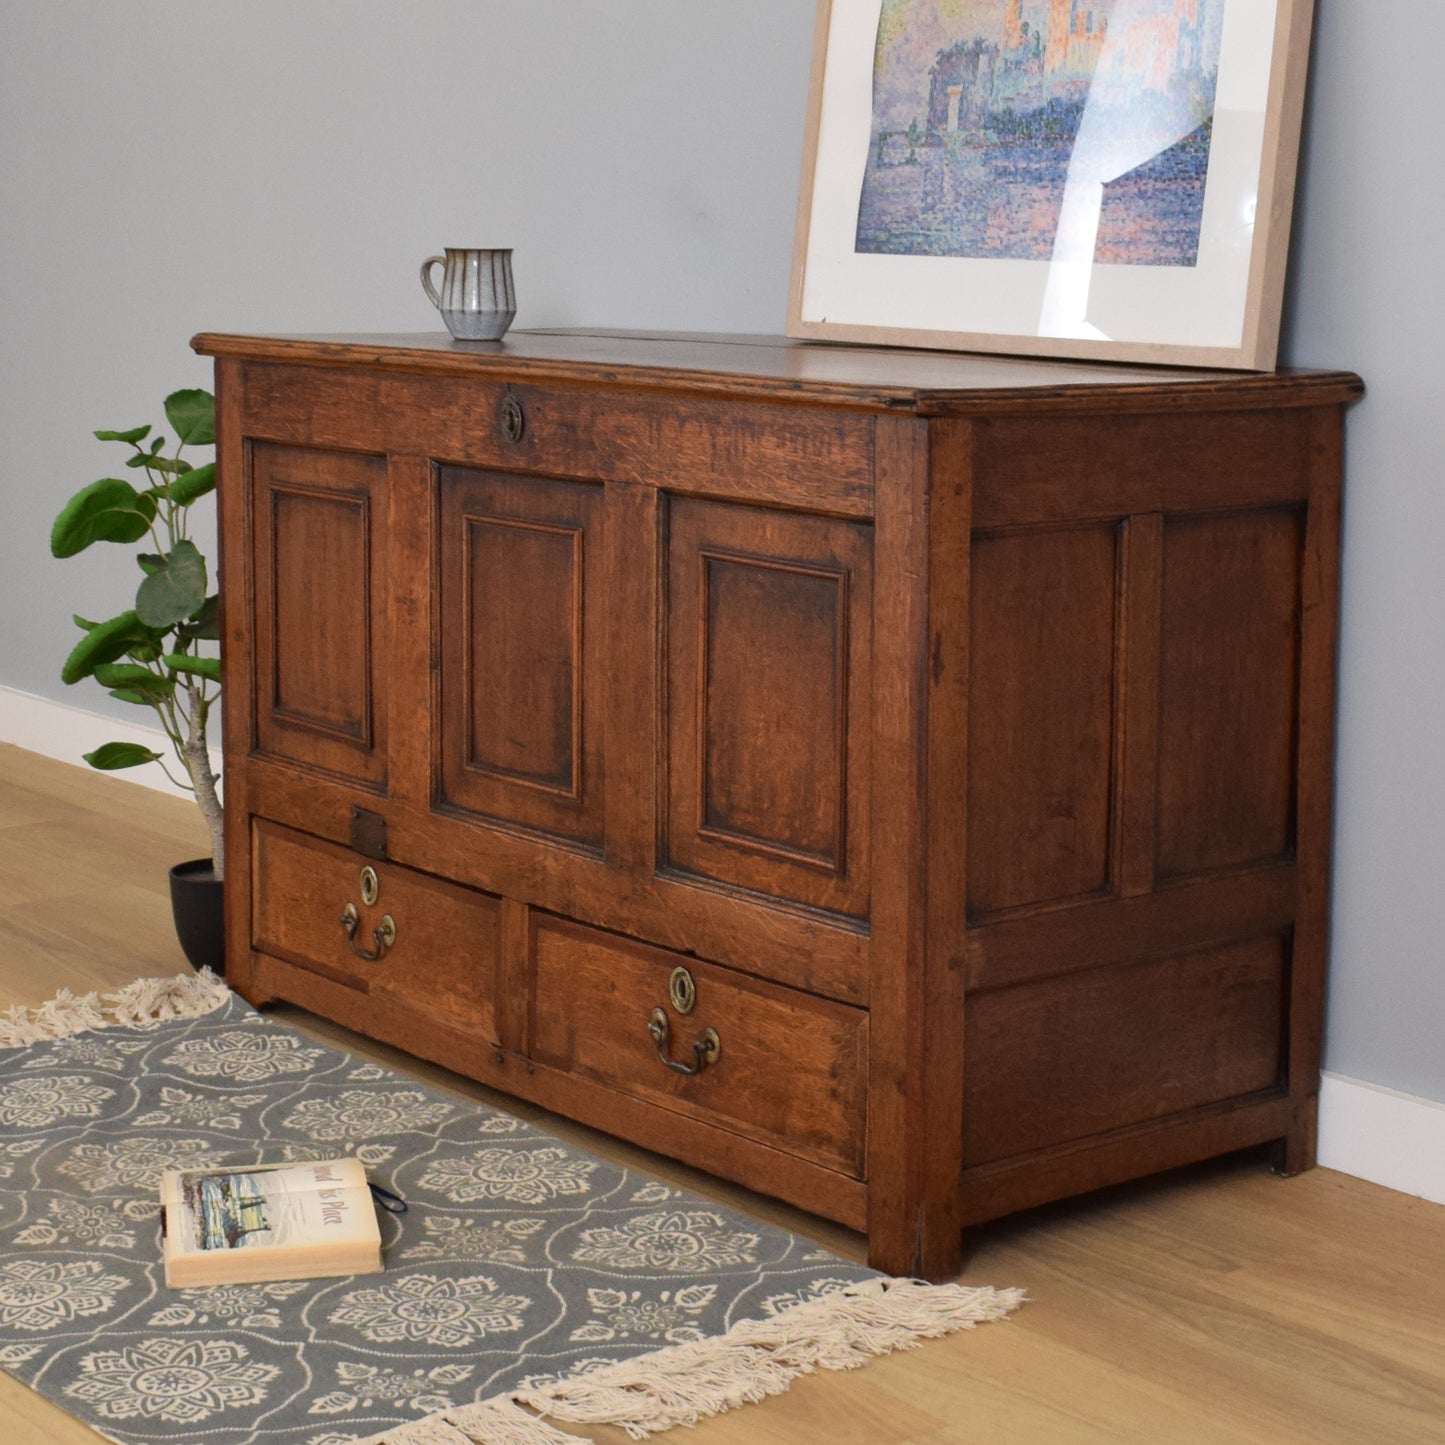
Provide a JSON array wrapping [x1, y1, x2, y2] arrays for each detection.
[[194, 330, 1362, 1279]]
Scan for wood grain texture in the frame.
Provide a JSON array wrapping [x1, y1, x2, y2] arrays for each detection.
[[1155, 506, 1303, 880], [192, 329, 1364, 416], [250, 443, 389, 787], [200, 332, 1361, 1279], [252, 819, 502, 1043], [3, 745, 1442, 1445], [967, 521, 1120, 917], [437, 467, 606, 847], [664, 498, 873, 917], [530, 914, 869, 1177]]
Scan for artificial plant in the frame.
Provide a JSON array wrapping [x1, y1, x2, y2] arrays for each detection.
[[50, 388, 224, 876]]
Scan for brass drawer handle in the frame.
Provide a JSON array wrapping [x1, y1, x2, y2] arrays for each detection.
[[647, 1007, 720, 1077], [340, 902, 396, 962]]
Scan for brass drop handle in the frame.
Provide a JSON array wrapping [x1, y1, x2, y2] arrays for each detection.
[[339, 902, 396, 962], [647, 1007, 720, 1077]]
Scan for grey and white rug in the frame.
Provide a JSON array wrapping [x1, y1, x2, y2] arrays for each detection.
[[0, 973, 1020, 1444]]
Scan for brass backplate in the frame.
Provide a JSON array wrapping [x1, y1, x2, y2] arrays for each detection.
[[668, 965, 697, 1015]]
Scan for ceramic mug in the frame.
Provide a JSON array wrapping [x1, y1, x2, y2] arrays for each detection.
[[421, 247, 516, 341]]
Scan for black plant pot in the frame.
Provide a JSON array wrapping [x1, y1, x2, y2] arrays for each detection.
[[169, 858, 225, 973]]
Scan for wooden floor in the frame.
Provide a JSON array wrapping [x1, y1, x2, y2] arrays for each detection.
[[2, 740, 1443, 1444]]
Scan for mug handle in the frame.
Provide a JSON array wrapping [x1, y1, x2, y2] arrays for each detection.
[[420, 255, 445, 309]]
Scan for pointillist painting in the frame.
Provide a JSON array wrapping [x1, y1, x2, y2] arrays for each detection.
[[855, 0, 1224, 265]]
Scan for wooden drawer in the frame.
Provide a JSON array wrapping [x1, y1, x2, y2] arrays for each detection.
[[252, 820, 501, 1045], [529, 915, 868, 1177]]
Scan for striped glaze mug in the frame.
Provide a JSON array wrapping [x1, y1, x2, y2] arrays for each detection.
[[420, 247, 516, 341]]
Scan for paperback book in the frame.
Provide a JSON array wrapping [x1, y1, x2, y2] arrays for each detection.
[[159, 1156, 383, 1288]]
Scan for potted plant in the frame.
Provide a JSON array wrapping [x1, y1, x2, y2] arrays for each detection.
[[50, 388, 224, 970]]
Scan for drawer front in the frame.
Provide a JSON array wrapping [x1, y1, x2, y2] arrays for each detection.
[[252, 820, 501, 1044], [530, 915, 868, 1177]]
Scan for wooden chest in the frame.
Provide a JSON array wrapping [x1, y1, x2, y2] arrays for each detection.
[[194, 329, 1362, 1279]]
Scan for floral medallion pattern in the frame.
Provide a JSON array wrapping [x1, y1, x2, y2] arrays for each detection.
[[13, 1196, 136, 1250], [0, 1074, 115, 1127], [21, 1035, 146, 1072], [57, 1135, 220, 1193], [162, 1029, 323, 1082], [309, 1360, 475, 1417], [63, 1337, 280, 1423], [0, 990, 879, 1445], [134, 1085, 266, 1131], [0, 1258, 130, 1331], [148, 1280, 309, 1330], [399, 1215, 545, 1264], [419, 1146, 597, 1204], [329, 1273, 531, 1348], [569, 1284, 717, 1344], [283, 1088, 455, 1141], [570, 1210, 761, 1273]]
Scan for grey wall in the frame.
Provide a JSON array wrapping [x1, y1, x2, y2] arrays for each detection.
[[1282, 0, 1445, 1103], [2, 2, 1440, 1103]]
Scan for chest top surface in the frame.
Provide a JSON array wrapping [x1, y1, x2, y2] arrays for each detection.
[[192, 328, 1363, 416]]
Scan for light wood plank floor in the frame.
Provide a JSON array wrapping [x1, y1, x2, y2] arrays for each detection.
[[2, 741, 1443, 1444]]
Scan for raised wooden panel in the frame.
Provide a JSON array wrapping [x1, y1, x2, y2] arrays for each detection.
[[963, 934, 1289, 1165], [971, 409, 1312, 528], [967, 522, 1120, 917], [252, 820, 501, 1044], [436, 468, 604, 848], [251, 444, 387, 787], [530, 914, 869, 1177], [1157, 507, 1303, 880], [665, 499, 871, 917]]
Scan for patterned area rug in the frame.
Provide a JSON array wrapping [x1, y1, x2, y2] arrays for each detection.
[[0, 974, 1021, 1444]]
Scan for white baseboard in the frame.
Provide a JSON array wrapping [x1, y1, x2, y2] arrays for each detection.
[[0, 685, 222, 802], [3, 687, 1442, 1208], [1318, 1072, 1445, 1206]]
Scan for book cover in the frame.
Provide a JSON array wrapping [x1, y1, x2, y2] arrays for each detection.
[[159, 1156, 383, 1288]]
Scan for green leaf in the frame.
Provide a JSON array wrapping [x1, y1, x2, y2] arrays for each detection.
[[164, 652, 221, 682], [73, 614, 101, 631], [50, 479, 157, 557], [83, 741, 164, 770], [94, 425, 151, 444], [164, 389, 215, 447], [108, 688, 151, 705], [137, 552, 165, 575], [93, 662, 174, 697], [135, 540, 207, 628], [125, 452, 187, 474], [167, 461, 215, 505], [61, 611, 152, 684], [126, 640, 164, 664], [177, 593, 220, 643]]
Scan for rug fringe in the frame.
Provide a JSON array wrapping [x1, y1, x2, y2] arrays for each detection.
[[0, 970, 230, 1048], [357, 1277, 1024, 1444], [360, 1396, 587, 1443]]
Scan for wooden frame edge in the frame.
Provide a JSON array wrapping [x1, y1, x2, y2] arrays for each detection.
[[785, 0, 1318, 372]]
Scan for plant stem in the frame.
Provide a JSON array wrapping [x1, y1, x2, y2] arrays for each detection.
[[182, 680, 225, 877]]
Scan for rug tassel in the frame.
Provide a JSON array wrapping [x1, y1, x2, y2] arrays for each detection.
[[105, 968, 230, 1028], [361, 1396, 588, 1443], [359, 1277, 1023, 1445], [0, 970, 229, 1048]]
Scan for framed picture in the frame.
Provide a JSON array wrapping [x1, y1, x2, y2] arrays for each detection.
[[787, 0, 1315, 369]]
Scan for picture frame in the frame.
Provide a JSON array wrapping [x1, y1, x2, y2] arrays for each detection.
[[787, 0, 1316, 370]]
